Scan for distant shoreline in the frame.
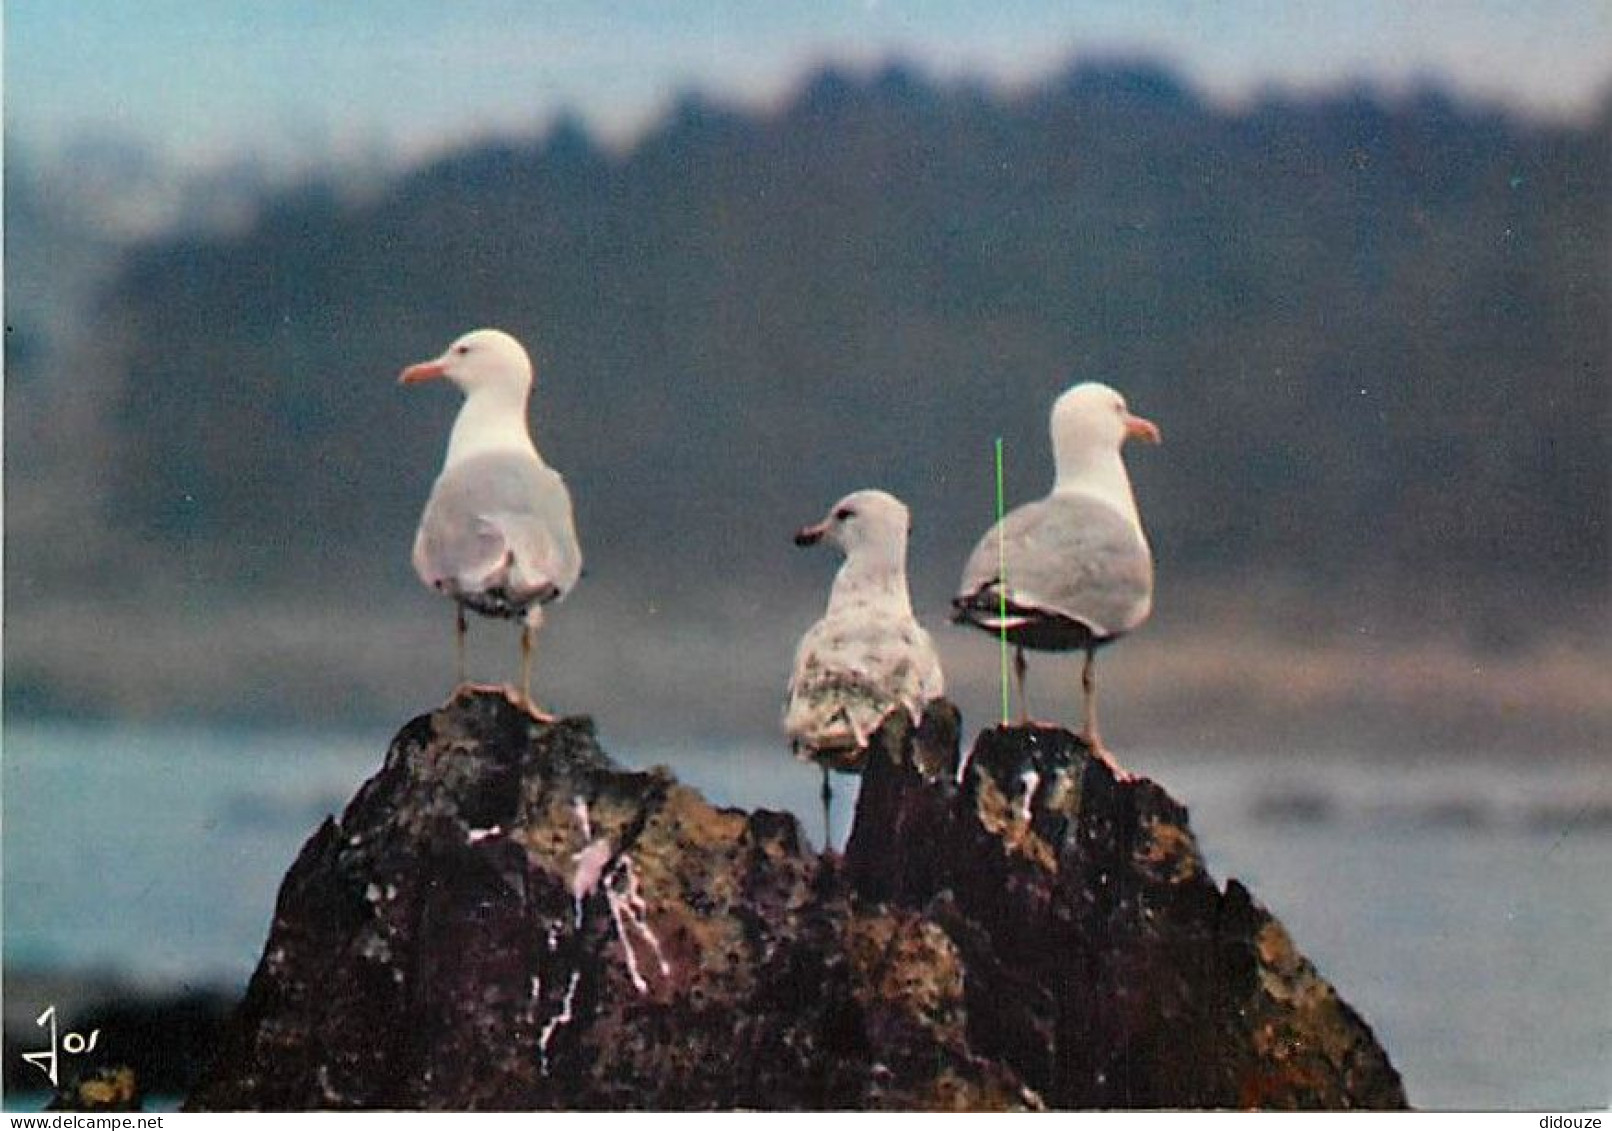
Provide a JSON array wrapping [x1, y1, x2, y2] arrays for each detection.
[[5, 590, 1609, 758]]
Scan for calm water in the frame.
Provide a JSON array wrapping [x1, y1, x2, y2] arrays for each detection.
[[3, 719, 1609, 1110]]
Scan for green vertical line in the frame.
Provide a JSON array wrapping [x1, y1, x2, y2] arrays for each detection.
[[994, 436, 1010, 726]]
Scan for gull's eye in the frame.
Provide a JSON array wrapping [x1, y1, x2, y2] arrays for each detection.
[[454, 344, 471, 356], [834, 507, 855, 522]]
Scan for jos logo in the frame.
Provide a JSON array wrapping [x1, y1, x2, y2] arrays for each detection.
[[20, 1005, 101, 1088]]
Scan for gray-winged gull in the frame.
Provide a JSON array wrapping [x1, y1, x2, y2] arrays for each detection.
[[401, 328, 582, 712], [953, 382, 1159, 768], [786, 489, 945, 843]]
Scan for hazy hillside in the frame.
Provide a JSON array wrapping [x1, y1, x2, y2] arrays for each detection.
[[7, 63, 1608, 740], [103, 65, 1608, 611]]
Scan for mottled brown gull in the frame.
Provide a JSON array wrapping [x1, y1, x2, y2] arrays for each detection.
[[953, 382, 1159, 770], [401, 328, 582, 712], [786, 489, 945, 843]]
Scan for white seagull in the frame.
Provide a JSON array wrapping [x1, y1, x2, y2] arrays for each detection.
[[401, 328, 582, 711], [953, 382, 1160, 765], [786, 489, 945, 842]]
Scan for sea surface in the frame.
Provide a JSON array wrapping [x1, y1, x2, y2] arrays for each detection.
[[3, 718, 1609, 1110]]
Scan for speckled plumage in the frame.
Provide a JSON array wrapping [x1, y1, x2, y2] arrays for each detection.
[[786, 605, 944, 770], [785, 490, 944, 773]]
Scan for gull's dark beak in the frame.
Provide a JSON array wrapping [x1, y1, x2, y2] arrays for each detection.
[[794, 522, 826, 547]]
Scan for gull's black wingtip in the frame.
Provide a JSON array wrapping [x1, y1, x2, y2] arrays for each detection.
[[950, 592, 983, 626]]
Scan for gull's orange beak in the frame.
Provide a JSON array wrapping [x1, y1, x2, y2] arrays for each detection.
[[1124, 412, 1162, 444], [399, 359, 448, 385]]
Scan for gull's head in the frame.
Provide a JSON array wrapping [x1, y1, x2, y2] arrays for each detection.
[[399, 328, 533, 398], [1051, 381, 1161, 461], [794, 489, 912, 558]]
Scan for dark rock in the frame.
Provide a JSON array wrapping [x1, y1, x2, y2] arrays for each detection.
[[848, 714, 1407, 1109], [187, 688, 1406, 1110]]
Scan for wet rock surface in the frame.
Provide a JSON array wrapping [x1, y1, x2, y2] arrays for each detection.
[[187, 688, 1406, 1110]]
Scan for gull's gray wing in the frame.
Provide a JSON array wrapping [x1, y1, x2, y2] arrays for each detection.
[[412, 450, 582, 612], [955, 492, 1151, 640]]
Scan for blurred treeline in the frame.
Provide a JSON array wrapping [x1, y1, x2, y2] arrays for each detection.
[[9, 62, 1609, 652]]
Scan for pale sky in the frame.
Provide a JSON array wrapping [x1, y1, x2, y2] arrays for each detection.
[[6, 1, 1611, 170]]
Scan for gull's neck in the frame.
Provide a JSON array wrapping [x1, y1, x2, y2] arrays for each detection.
[[1054, 447, 1144, 530], [444, 385, 541, 468], [828, 540, 914, 616]]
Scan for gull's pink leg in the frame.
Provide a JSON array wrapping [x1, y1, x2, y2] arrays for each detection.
[[520, 623, 534, 708], [1081, 646, 1134, 782]]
